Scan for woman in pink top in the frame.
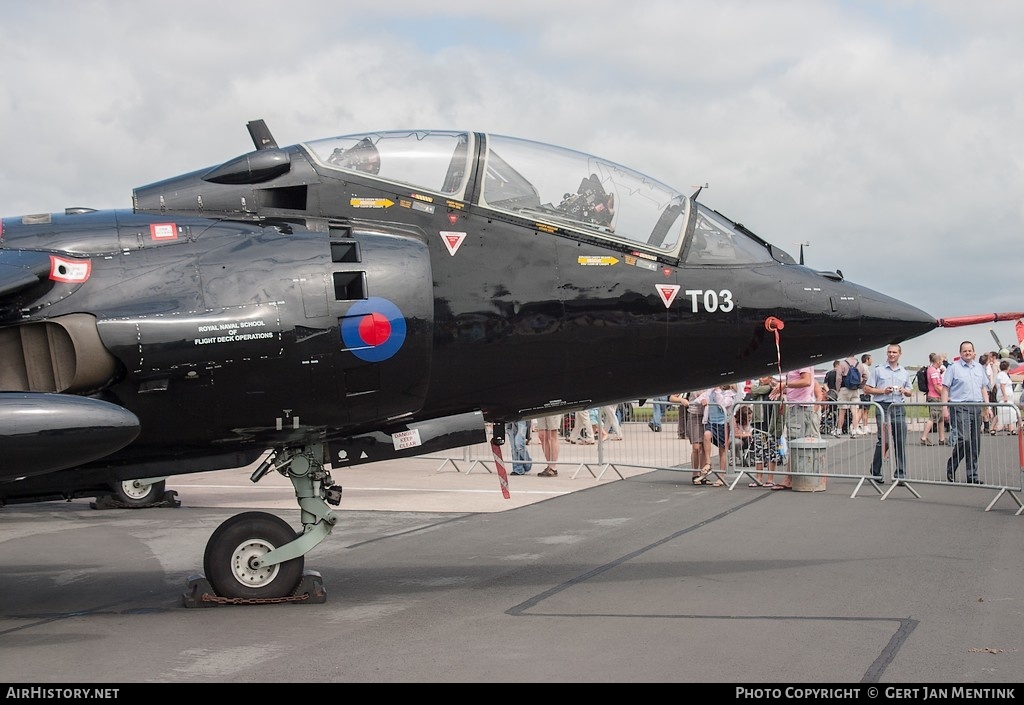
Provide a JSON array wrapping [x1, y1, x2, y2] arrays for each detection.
[[770, 366, 818, 490], [919, 353, 946, 445]]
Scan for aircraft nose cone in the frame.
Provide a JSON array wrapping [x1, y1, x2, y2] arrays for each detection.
[[856, 286, 936, 344]]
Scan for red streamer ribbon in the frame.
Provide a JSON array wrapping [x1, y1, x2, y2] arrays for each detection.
[[490, 439, 510, 499]]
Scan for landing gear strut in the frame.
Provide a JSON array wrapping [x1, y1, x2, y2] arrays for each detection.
[[191, 444, 340, 604]]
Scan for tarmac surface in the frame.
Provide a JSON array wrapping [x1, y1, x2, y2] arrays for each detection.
[[1, 448, 1023, 684]]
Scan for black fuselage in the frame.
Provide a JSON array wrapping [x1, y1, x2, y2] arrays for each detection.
[[0, 131, 936, 499]]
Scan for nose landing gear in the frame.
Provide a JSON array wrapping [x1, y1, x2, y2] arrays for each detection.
[[185, 444, 336, 606]]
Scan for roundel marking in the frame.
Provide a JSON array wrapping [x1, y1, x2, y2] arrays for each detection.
[[358, 312, 392, 346], [341, 297, 407, 362]]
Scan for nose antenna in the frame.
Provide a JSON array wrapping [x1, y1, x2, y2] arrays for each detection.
[[793, 241, 809, 265]]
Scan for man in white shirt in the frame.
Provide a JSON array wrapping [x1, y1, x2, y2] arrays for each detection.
[[864, 345, 912, 484]]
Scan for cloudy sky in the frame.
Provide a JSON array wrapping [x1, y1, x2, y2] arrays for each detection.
[[2, 0, 1022, 368]]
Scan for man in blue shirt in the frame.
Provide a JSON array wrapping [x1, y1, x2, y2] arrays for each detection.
[[940, 341, 992, 484], [864, 344, 913, 484]]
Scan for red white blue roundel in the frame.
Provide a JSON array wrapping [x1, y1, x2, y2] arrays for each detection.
[[340, 297, 407, 362]]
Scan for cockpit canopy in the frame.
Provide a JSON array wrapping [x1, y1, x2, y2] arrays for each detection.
[[303, 130, 786, 265]]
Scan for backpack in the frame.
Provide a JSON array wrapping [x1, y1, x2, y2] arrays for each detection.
[[916, 366, 930, 395], [843, 361, 862, 389]]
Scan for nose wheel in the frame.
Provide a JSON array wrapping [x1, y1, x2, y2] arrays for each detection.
[[191, 444, 336, 604], [112, 478, 166, 507], [202, 511, 305, 599]]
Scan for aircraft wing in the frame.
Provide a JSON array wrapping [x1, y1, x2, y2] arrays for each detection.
[[0, 249, 53, 299]]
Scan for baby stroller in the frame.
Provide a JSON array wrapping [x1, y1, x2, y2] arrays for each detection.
[[819, 388, 839, 436], [731, 404, 755, 467], [731, 434, 754, 467]]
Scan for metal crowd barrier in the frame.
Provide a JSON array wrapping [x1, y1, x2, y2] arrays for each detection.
[[729, 400, 1024, 514], [423, 399, 1024, 514]]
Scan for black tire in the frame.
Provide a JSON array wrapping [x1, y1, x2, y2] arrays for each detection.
[[203, 511, 304, 599], [111, 479, 166, 507]]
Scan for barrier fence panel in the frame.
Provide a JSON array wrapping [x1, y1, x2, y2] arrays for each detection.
[[421, 399, 1023, 513]]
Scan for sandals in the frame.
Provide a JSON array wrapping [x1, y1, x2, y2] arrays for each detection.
[[693, 465, 713, 486], [709, 479, 725, 487], [538, 467, 558, 477], [919, 438, 935, 446]]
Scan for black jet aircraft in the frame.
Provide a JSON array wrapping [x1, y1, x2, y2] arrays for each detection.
[[0, 120, 945, 600]]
